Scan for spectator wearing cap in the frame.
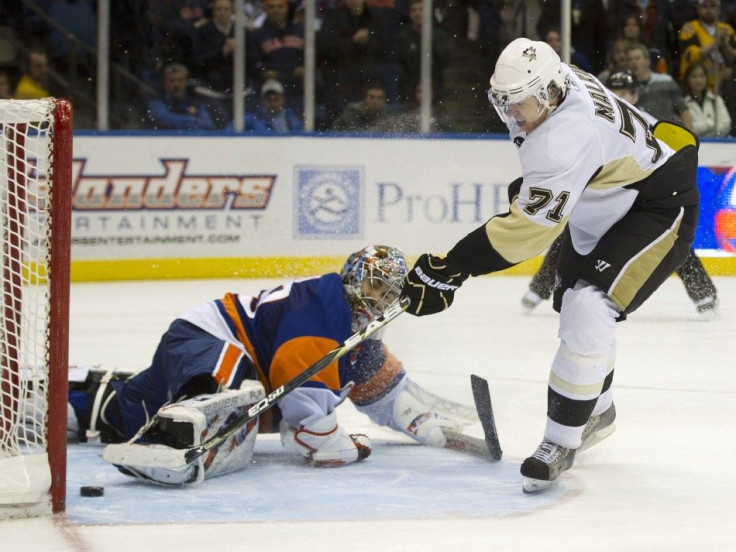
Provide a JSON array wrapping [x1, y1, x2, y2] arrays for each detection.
[[227, 79, 303, 132]]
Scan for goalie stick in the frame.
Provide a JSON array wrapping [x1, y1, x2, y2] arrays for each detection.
[[106, 297, 410, 473], [470, 374, 502, 461]]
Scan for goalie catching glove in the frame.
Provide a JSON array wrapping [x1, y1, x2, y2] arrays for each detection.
[[280, 410, 371, 467], [401, 254, 468, 316]]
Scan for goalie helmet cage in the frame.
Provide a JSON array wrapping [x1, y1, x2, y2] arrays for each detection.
[[0, 98, 72, 518]]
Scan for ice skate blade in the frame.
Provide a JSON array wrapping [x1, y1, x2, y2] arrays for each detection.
[[522, 477, 555, 494], [577, 423, 616, 454]]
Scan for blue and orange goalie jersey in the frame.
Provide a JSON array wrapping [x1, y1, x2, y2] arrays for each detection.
[[179, 273, 404, 428]]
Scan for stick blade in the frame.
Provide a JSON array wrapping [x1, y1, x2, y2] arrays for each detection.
[[470, 374, 502, 461]]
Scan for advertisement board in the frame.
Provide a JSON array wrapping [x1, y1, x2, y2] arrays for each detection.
[[70, 134, 735, 280]]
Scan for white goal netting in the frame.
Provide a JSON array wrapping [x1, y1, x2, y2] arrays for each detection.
[[0, 98, 71, 517]]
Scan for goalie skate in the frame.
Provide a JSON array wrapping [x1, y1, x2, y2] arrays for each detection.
[[521, 439, 576, 494], [578, 403, 616, 453]]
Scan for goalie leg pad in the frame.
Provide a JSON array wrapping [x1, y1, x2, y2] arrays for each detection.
[[280, 410, 371, 467], [103, 380, 265, 485], [392, 387, 468, 447]]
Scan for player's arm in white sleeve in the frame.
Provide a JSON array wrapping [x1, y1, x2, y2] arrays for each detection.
[[445, 128, 596, 276]]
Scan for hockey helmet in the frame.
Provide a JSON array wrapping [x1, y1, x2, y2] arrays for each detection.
[[606, 70, 638, 93], [488, 38, 566, 125], [341, 245, 408, 319]]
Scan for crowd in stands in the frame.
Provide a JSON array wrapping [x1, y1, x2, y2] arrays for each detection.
[[1, 0, 736, 137]]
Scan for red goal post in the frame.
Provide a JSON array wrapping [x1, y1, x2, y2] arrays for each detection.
[[0, 98, 72, 517]]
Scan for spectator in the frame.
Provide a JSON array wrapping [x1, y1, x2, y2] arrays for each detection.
[[605, 0, 670, 56], [332, 81, 392, 131], [682, 61, 732, 137], [498, 0, 543, 45], [363, 0, 410, 105], [395, 0, 453, 103], [597, 37, 632, 83], [661, 0, 699, 77], [317, 0, 386, 127], [678, 0, 736, 92], [193, 0, 236, 93], [247, 0, 305, 111], [0, 69, 13, 99], [617, 13, 668, 73], [227, 78, 303, 132], [544, 27, 592, 73], [537, 0, 608, 73], [627, 42, 693, 128], [14, 47, 50, 100], [149, 0, 209, 66], [147, 62, 215, 130], [191, 0, 238, 126]]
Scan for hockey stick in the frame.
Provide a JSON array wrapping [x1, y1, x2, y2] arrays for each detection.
[[470, 374, 502, 461], [106, 297, 410, 472]]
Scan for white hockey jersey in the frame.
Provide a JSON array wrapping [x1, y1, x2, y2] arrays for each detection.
[[488, 63, 676, 261]]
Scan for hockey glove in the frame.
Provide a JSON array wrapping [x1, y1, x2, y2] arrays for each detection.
[[401, 254, 469, 316], [280, 411, 371, 467]]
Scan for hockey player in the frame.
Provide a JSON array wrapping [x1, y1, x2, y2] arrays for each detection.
[[401, 39, 700, 492], [69, 245, 485, 485], [520, 71, 718, 317]]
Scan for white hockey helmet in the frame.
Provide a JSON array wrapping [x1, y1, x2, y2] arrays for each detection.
[[488, 38, 566, 125], [341, 245, 408, 320]]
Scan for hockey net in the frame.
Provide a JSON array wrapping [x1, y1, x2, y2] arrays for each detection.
[[0, 98, 72, 517]]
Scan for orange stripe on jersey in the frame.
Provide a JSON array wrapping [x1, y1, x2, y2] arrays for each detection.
[[219, 293, 271, 393], [212, 342, 244, 388], [270, 336, 341, 391], [348, 347, 404, 404]]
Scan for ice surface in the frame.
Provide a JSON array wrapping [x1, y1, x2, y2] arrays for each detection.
[[2, 275, 735, 551]]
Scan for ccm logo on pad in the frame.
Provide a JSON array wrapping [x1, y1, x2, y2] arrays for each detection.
[[415, 267, 460, 291]]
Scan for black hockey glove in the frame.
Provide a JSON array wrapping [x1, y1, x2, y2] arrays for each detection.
[[401, 254, 469, 316]]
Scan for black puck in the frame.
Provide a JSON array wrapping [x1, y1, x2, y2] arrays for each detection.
[[80, 486, 104, 497]]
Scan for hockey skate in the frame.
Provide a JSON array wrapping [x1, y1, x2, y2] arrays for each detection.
[[520, 439, 576, 494], [521, 290, 543, 313], [578, 403, 616, 453]]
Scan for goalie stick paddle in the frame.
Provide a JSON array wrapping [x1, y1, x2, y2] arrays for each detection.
[[470, 374, 502, 461], [176, 297, 411, 467]]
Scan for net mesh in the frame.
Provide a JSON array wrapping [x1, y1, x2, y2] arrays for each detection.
[[0, 99, 55, 462]]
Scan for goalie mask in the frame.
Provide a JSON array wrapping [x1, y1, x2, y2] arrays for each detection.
[[341, 245, 408, 326], [488, 38, 566, 131]]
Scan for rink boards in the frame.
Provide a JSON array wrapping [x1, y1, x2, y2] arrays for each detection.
[[68, 133, 736, 281]]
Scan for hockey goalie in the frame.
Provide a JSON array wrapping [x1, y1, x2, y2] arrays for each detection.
[[65, 245, 488, 486]]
